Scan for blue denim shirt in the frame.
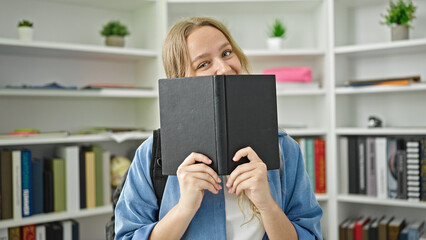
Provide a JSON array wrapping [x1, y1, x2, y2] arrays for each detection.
[[115, 130, 323, 239]]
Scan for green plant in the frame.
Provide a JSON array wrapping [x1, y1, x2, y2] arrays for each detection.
[[100, 20, 130, 37], [18, 19, 33, 28], [381, 0, 417, 28], [269, 19, 286, 38]]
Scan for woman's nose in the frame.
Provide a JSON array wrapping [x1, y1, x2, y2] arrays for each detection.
[[215, 59, 233, 75]]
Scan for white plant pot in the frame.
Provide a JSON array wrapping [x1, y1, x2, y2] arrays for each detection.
[[105, 35, 125, 47], [267, 37, 283, 50], [391, 25, 409, 41], [18, 27, 34, 41]]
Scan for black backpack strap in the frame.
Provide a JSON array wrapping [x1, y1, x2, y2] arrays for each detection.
[[150, 128, 168, 217]]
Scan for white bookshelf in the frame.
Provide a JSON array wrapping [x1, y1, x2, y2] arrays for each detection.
[[0, 205, 112, 229], [0, 88, 158, 98], [338, 195, 426, 209]]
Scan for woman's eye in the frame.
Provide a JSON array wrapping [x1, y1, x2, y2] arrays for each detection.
[[197, 62, 209, 69], [223, 50, 232, 57]]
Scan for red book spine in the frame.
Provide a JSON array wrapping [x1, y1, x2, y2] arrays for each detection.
[[354, 221, 363, 240], [315, 138, 326, 194], [21, 224, 36, 240]]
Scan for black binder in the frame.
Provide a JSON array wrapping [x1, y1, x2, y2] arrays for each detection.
[[159, 74, 280, 175]]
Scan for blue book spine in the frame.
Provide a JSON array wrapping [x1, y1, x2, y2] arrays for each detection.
[[21, 150, 33, 217], [32, 159, 44, 215]]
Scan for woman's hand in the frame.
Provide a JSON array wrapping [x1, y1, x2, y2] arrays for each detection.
[[226, 147, 274, 212], [176, 152, 222, 215]]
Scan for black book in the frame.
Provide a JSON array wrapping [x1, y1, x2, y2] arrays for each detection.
[[43, 159, 54, 213], [159, 74, 280, 175], [79, 147, 87, 209], [46, 222, 63, 240], [348, 136, 360, 194]]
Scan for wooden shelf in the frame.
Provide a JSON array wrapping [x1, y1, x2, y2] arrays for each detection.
[[0, 38, 158, 61], [338, 195, 426, 209], [0, 205, 112, 229], [0, 131, 152, 146]]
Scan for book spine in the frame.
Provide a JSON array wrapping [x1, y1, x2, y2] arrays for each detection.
[[22, 224, 36, 240], [8, 227, 20, 240], [103, 151, 111, 205], [12, 150, 22, 220], [366, 137, 377, 196], [376, 137, 388, 199], [53, 158, 66, 212], [92, 146, 104, 207], [0, 228, 8, 239], [213, 75, 228, 175], [340, 137, 349, 195], [387, 138, 398, 199], [58, 146, 80, 212], [315, 138, 326, 194], [348, 137, 359, 194], [43, 159, 54, 213], [358, 137, 367, 195], [420, 139, 426, 202], [406, 141, 420, 201], [36, 225, 46, 240], [396, 139, 407, 199], [21, 150, 33, 217], [305, 138, 315, 191], [0, 150, 13, 219], [79, 149, 86, 209], [85, 152, 96, 209], [32, 159, 44, 215]]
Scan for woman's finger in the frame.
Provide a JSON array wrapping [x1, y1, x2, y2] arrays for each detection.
[[180, 152, 212, 167], [181, 171, 222, 191], [226, 163, 257, 188], [232, 146, 261, 163], [229, 170, 252, 194], [184, 163, 221, 183]]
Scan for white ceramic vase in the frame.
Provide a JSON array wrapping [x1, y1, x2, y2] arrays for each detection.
[[267, 37, 283, 50], [18, 27, 34, 41]]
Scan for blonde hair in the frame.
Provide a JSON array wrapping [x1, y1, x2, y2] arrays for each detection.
[[162, 17, 250, 78]]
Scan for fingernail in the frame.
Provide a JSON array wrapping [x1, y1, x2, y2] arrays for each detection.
[[217, 177, 221, 183]]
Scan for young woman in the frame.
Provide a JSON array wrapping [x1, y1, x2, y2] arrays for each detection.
[[115, 17, 323, 240]]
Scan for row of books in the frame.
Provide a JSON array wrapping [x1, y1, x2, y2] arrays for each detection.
[[0, 145, 111, 220], [294, 137, 326, 194], [339, 136, 426, 201], [0, 219, 79, 240], [339, 216, 425, 240]]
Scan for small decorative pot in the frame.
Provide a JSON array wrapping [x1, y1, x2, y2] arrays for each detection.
[[391, 25, 409, 41], [105, 35, 125, 47], [18, 27, 34, 41], [267, 37, 283, 50]]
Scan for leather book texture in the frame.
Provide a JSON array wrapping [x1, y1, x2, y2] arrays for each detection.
[[159, 74, 279, 175]]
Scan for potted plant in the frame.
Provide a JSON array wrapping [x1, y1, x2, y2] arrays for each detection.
[[381, 0, 417, 41], [267, 19, 286, 50], [18, 19, 34, 41], [100, 20, 130, 47]]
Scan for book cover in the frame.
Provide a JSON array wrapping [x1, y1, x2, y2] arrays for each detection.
[[36, 225, 46, 240], [85, 151, 96, 208], [339, 218, 352, 240], [369, 217, 382, 240], [339, 137, 349, 194], [21, 149, 33, 217], [43, 159, 54, 213], [358, 137, 367, 195], [407, 220, 425, 240], [0, 150, 13, 219], [159, 74, 279, 175], [314, 138, 326, 194], [376, 137, 388, 199], [420, 139, 426, 202], [57, 145, 80, 211], [396, 139, 407, 199], [103, 150, 111, 205], [388, 218, 406, 240], [305, 138, 315, 191], [21, 224, 36, 240], [378, 216, 394, 240], [79, 148, 86, 209], [366, 137, 377, 196], [32, 159, 44, 215], [387, 138, 398, 199], [91, 145, 103, 207], [8, 227, 20, 240], [12, 150, 22, 219], [354, 216, 371, 240], [348, 136, 360, 194], [52, 158, 66, 212]]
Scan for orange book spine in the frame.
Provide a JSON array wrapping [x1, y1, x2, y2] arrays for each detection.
[[315, 138, 326, 194]]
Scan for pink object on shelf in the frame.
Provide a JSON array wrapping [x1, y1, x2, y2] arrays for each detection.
[[262, 66, 312, 83]]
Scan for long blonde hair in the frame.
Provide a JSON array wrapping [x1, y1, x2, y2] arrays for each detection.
[[162, 17, 250, 78]]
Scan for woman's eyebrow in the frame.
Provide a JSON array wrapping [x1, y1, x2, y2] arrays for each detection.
[[191, 42, 231, 64]]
